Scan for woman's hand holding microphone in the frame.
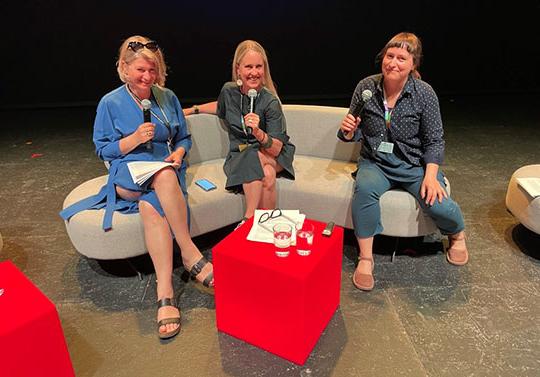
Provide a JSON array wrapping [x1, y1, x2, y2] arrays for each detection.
[[340, 114, 361, 140], [136, 122, 155, 145]]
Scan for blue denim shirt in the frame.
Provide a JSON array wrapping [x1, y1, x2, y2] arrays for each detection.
[[338, 74, 445, 166]]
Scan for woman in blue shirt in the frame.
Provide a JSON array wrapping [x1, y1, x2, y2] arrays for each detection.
[[61, 35, 213, 339], [339, 32, 469, 291]]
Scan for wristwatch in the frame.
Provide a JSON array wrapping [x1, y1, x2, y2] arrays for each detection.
[[193, 105, 200, 114]]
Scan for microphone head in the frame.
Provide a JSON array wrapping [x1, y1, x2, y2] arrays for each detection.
[[361, 89, 373, 102], [141, 99, 152, 110], [247, 89, 258, 99]]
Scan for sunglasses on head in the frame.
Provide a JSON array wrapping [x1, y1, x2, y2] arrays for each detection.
[[127, 41, 159, 52]]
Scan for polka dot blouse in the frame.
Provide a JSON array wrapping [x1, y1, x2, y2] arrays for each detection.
[[339, 74, 445, 166]]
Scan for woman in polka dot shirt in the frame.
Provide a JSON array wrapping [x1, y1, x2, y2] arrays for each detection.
[[338, 32, 468, 291]]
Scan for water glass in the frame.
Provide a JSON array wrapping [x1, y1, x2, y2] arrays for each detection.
[[296, 222, 314, 256], [273, 223, 292, 257]]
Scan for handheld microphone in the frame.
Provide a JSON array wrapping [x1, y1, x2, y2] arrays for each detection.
[[351, 89, 373, 118], [245, 89, 258, 135], [345, 89, 373, 139], [141, 99, 153, 151], [248, 89, 257, 113]]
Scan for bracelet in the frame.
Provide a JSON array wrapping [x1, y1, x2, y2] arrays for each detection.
[[193, 105, 200, 114], [261, 135, 273, 149]]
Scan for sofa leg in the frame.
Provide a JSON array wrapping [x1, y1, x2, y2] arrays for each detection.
[[391, 237, 400, 262], [126, 259, 144, 281]]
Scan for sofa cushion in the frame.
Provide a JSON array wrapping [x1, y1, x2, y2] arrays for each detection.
[[186, 159, 245, 236], [282, 105, 358, 161]]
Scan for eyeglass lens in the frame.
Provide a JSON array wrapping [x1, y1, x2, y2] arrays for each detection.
[[128, 41, 159, 52], [259, 209, 282, 223]]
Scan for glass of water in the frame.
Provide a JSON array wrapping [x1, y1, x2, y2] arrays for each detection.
[[296, 222, 314, 256], [273, 223, 292, 257]]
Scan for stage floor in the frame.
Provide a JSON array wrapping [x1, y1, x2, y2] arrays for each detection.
[[1, 94, 539, 377]]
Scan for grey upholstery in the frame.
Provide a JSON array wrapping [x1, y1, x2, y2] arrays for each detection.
[[505, 164, 540, 234], [62, 105, 449, 259]]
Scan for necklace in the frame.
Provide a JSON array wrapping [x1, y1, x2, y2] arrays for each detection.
[[126, 84, 172, 138]]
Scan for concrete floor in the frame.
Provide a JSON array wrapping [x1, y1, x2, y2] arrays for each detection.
[[1, 95, 539, 376]]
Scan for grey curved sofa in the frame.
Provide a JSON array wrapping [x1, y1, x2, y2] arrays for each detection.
[[505, 164, 540, 234], [62, 105, 449, 260]]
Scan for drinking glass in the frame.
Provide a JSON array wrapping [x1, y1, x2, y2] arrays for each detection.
[[273, 223, 292, 257], [296, 222, 314, 256]]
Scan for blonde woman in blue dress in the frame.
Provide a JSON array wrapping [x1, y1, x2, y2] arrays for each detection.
[[61, 35, 213, 339]]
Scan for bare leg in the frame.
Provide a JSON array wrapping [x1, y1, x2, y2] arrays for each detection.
[[258, 151, 283, 210], [355, 236, 374, 275], [352, 236, 375, 290], [151, 168, 213, 285], [242, 180, 263, 218], [138, 200, 179, 335]]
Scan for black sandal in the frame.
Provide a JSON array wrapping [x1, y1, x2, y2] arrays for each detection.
[[156, 297, 181, 340], [188, 256, 214, 288]]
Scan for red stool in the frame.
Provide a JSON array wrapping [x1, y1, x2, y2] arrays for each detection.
[[0, 261, 75, 377], [213, 218, 343, 365]]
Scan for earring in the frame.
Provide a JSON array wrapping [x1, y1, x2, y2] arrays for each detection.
[[236, 78, 243, 87]]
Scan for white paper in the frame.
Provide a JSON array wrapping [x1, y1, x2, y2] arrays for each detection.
[[246, 209, 305, 244], [127, 161, 175, 185], [517, 177, 540, 198]]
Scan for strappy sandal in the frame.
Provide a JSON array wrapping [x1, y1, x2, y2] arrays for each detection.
[[352, 256, 375, 291], [446, 233, 469, 266], [188, 256, 214, 288], [157, 297, 181, 340]]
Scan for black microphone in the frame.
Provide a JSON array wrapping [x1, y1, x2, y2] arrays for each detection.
[[141, 99, 153, 151], [345, 89, 373, 139], [246, 89, 258, 135], [351, 89, 373, 118]]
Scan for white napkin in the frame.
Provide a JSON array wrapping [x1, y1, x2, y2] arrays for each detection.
[[246, 209, 305, 244]]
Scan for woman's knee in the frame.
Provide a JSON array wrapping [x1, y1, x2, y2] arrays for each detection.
[[426, 199, 463, 223], [152, 167, 178, 188], [354, 179, 384, 200], [139, 200, 163, 225], [262, 165, 276, 188], [354, 168, 388, 199]]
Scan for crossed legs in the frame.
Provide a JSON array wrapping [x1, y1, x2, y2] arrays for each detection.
[[117, 167, 213, 336], [242, 151, 283, 219]]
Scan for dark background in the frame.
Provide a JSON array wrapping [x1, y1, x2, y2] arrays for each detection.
[[2, 0, 539, 109]]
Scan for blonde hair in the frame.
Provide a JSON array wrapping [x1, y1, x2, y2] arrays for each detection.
[[232, 40, 277, 96], [116, 35, 167, 87], [377, 32, 422, 79]]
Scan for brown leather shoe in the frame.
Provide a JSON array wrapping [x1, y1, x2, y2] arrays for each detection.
[[447, 232, 469, 266], [352, 257, 375, 291]]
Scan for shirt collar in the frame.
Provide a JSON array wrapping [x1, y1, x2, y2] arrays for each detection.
[[376, 74, 415, 96]]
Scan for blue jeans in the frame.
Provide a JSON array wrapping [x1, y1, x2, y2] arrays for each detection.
[[352, 156, 465, 238]]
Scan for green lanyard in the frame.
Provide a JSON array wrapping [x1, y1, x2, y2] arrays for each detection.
[[383, 98, 393, 128]]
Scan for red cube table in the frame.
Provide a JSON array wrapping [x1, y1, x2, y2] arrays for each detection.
[[213, 218, 343, 365], [0, 261, 75, 377]]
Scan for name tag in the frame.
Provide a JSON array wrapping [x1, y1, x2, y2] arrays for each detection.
[[377, 141, 394, 154], [238, 144, 248, 152]]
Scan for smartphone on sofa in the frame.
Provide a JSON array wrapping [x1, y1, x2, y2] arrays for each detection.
[[195, 178, 217, 191]]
